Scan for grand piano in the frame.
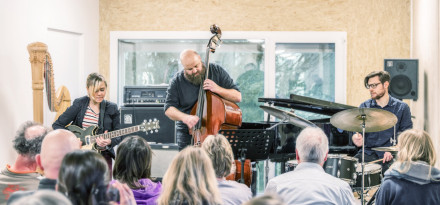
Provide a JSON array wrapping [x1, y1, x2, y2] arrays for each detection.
[[248, 93, 358, 161]]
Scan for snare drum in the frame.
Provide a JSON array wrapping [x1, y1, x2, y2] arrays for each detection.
[[285, 160, 298, 172], [353, 164, 382, 189], [323, 154, 357, 185]]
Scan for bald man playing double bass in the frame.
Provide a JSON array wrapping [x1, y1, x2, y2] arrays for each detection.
[[164, 49, 241, 150]]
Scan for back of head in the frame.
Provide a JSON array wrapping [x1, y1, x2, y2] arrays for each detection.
[[10, 190, 72, 205], [296, 127, 329, 164], [13, 121, 48, 159], [396, 129, 437, 170], [242, 194, 286, 205], [113, 135, 152, 189], [57, 150, 109, 205], [158, 147, 221, 205], [202, 134, 234, 178], [39, 129, 81, 179]]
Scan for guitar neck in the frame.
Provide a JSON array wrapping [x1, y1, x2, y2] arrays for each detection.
[[91, 125, 141, 142]]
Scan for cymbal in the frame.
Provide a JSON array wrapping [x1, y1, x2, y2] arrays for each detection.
[[260, 105, 316, 128], [372, 146, 399, 152], [330, 108, 397, 133]]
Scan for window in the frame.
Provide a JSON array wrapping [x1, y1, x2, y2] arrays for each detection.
[[110, 31, 347, 123]]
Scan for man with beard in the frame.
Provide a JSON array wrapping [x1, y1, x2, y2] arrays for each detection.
[[352, 71, 412, 171], [164, 49, 241, 150]]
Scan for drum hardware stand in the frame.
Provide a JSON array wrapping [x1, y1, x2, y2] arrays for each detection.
[[361, 114, 366, 205], [390, 125, 397, 146]]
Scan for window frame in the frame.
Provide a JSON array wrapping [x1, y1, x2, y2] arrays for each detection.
[[109, 31, 347, 106]]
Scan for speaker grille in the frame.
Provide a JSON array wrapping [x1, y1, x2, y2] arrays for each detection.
[[390, 75, 412, 96]]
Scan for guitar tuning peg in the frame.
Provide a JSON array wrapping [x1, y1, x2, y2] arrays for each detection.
[[150, 130, 153, 134], [148, 119, 152, 122], [153, 118, 157, 121], [155, 129, 158, 133]]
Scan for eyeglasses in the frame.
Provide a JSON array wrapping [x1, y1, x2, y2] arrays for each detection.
[[366, 83, 381, 89]]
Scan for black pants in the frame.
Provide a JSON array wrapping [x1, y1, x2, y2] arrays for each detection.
[[176, 130, 192, 151]]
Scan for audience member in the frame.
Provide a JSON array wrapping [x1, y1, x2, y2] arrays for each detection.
[[9, 190, 72, 205], [242, 194, 286, 205], [157, 147, 222, 205], [112, 136, 162, 205], [265, 127, 355, 205], [202, 134, 252, 204], [0, 121, 48, 203], [57, 150, 135, 205], [375, 129, 440, 205], [8, 129, 81, 204]]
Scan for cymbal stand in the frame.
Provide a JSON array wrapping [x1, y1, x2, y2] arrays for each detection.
[[361, 114, 366, 205], [390, 125, 397, 146]]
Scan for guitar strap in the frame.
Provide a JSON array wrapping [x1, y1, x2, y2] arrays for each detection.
[[98, 100, 106, 134]]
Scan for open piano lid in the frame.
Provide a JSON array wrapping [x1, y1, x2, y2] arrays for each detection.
[[259, 94, 356, 116]]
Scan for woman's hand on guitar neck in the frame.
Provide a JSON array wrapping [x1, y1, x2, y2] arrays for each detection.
[[183, 115, 200, 129], [96, 131, 112, 148]]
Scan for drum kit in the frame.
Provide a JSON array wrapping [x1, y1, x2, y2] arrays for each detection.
[[261, 105, 399, 205]]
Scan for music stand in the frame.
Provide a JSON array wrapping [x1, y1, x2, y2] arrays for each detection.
[[219, 129, 275, 185]]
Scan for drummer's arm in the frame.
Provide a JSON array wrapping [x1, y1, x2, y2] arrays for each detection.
[[165, 106, 199, 129], [383, 152, 393, 163]]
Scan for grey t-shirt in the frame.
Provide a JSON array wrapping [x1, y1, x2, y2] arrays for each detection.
[[218, 180, 252, 205]]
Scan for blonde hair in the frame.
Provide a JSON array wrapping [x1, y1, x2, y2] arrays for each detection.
[[393, 129, 437, 176], [202, 134, 234, 178], [86, 73, 107, 97], [157, 147, 222, 205]]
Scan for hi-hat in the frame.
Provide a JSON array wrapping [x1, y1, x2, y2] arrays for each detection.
[[260, 105, 316, 128], [372, 146, 399, 152], [330, 108, 397, 133]]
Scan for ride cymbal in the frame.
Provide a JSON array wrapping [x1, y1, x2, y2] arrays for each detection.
[[330, 108, 397, 133], [372, 146, 399, 152]]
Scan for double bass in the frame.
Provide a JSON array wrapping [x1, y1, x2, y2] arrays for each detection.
[[189, 25, 242, 145], [189, 25, 252, 187]]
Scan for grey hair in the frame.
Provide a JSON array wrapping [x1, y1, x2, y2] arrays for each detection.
[[13, 121, 48, 158], [296, 127, 329, 163]]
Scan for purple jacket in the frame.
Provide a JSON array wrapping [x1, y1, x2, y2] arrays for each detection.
[[112, 179, 162, 205]]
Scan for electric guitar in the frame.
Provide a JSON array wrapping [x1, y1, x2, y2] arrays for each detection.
[[67, 119, 160, 150]]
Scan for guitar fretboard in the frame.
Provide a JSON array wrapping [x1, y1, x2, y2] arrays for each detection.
[[90, 125, 141, 142]]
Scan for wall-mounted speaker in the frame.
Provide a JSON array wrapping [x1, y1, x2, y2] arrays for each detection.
[[384, 59, 418, 100], [120, 106, 176, 144]]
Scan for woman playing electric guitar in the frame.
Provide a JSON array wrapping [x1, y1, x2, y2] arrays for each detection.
[[52, 72, 121, 175]]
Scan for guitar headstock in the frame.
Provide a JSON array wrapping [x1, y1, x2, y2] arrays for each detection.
[[140, 119, 160, 134]]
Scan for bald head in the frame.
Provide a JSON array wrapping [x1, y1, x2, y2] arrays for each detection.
[[37, 129, 81, 179], [180, 49, 201, 68]]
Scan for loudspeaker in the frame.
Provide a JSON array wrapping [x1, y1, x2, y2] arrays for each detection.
[[384, 59, 418, 100], [120, 106, 176, 144], [150, 144, 179, 178]]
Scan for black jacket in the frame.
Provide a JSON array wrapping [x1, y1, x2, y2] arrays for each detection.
[[52, 96, 121, 156]]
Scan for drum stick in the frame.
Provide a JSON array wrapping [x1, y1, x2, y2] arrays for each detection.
[[367, 158, 383, 164]]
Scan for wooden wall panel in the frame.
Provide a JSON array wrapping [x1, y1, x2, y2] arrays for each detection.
[[99, 0, 410, 107]]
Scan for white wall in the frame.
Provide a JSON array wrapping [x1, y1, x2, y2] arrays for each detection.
[[412, 0, 440, 167], [0, 0, 99, 165]]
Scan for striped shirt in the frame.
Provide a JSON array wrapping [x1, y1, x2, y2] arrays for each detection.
[[82, 106, 99, 128]]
